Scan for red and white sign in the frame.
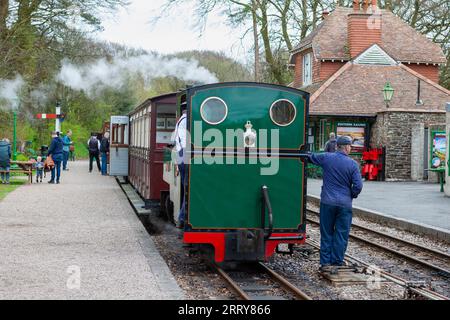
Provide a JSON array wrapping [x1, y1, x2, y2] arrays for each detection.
[[36, 114, 57, 119]]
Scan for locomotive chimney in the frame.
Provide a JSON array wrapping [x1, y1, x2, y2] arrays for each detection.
[[322, 11, 329, 20], [348, 0, 382, 58]]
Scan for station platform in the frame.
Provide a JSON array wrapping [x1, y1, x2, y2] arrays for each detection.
[[0, 161, 184, 299], [308, 179, 450, 241]]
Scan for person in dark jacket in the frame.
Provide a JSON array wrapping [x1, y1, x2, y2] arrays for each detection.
[[0, 138, 11, 184], [47, 131, 64, 184], [100, 132, 110, 176], [308, 136, 363, 273], [87, 133, 101, 173], [324, 132, 337, 153]]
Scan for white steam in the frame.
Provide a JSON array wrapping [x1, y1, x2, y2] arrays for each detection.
[[0, 75, 24, 109], [56, 54, 218, 96]]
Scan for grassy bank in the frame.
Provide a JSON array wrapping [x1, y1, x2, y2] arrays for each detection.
[[0, 178, 27, 201]]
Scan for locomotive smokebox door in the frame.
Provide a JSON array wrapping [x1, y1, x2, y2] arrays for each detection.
[[184, 83, 308, 262]]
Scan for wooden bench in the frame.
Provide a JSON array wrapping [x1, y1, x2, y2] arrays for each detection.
[[0, 161, 34, 184]]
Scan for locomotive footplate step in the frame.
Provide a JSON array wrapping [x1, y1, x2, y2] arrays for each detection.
[[120, 183, 152, 216]]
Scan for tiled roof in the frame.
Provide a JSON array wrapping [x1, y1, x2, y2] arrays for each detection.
[[309, 62, 450, 116], [291, 7, 446, 64]]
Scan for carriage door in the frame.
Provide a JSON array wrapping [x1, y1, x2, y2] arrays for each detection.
[[110, 116, 129, 176], [186, 84, 307, 232]]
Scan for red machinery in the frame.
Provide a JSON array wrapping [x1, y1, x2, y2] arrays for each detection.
[[361, 148, 384, 181]]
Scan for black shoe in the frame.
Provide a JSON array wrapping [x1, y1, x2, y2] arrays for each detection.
[[56, 181, 60, 184], [176, 221, 185, 229], [48, 180, 55, 184]]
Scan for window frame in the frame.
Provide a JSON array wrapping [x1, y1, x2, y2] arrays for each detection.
[[269, 99, 297, 127], [200, 97, 228, 125], [303, 52, 312, 86]]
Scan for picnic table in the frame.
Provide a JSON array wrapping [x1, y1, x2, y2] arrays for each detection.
[[426, 167, 445, 192], [10, 160, 34, 183]]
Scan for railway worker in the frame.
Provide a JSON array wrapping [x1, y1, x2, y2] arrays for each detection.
[[47, 131, 64, 184], [62, 130, 73, 171], [87, 133, 101, 173], [100, 132, 110, 176], [324, 132, 337, 153], [0, 138, 11, 184], [308, 136, 363, 273], [174, 101, 187, 228]]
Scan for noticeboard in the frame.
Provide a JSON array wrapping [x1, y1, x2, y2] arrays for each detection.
[[430, 131, 446, 168], [336, 122, 366, 152]]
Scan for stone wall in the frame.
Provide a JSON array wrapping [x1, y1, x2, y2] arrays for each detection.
[[371, 111, 446, 181]]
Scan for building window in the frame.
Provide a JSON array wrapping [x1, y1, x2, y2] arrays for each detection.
[[303, 53, 312, 86]]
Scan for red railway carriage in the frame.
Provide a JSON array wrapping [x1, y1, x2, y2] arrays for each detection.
[[128, 93, 178, 207]]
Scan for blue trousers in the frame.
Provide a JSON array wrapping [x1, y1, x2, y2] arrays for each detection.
[[51, 160, 62, 183], [101, 152, 108, 175], [0, 165, 10, 182], [178, 163, 186, 223], [63, 151, 69, 170], [319, 203, 353, 266]]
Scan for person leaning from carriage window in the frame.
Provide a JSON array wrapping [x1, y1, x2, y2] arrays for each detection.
[[47, 131, 64, 184], [87, 133, 101, 173], [0, 138, 11, 185], [324, 132, 337, 153], [174, 101, 187, 229], [100, 132, 110, 176], [62, 129, 73, 171], [308, 136, 363, 274]]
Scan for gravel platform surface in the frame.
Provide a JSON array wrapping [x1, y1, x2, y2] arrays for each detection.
[[0, 161, 184, 300]]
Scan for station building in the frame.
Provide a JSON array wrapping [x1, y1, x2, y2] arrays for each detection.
[[289, 1, 450, 181]]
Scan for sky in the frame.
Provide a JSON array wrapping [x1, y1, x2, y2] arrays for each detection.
[[99, 0, 252, 63]]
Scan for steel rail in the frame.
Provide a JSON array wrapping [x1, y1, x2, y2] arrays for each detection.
[[213, 263, 312, 300], [307, 208, 450, 260], [306, 239, 449, 300], [214, 265, 251, 300], [258, 262, 312, 300], [306, 213, 450, 276]]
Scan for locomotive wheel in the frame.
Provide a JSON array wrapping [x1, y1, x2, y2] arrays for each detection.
[[164, 195, 174, 224]]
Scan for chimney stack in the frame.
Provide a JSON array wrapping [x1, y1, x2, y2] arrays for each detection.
[[348, 0, 382, 58]]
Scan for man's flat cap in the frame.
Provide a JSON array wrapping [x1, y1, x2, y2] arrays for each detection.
[[337, 136, 352, 146]]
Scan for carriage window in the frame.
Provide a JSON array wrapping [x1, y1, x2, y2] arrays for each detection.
[[270, 99, 296, 126], [200, 97, 228, 125]]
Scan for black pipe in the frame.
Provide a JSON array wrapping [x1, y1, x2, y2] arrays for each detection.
[[416, 79, 422, 105], [261, 185, 273, 240]]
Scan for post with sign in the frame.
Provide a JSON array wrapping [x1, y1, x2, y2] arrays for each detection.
[[56, 101, 61, 133]]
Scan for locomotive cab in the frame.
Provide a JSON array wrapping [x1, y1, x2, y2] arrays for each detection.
[[166, 82, 309, 264]]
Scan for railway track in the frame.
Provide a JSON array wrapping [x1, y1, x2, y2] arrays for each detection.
[[214, 263, 312, 300], [306, 208, 450, 277], [304, 239, 449, 300]]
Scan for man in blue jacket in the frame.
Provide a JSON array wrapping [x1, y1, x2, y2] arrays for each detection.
[[0, 138, 11, 184], [48, 131, 64, 184], [309, 136, 363, 272]]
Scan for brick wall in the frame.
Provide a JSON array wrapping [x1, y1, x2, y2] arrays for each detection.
[[371, 111, 445, 180], [406, 64, 440, 83], [319, 61, 346, 81], [348, 13, 382, 58], [293, 54, 303, 88]]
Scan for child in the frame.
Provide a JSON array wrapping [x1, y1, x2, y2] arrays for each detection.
[[35, 156, 44, 183]]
